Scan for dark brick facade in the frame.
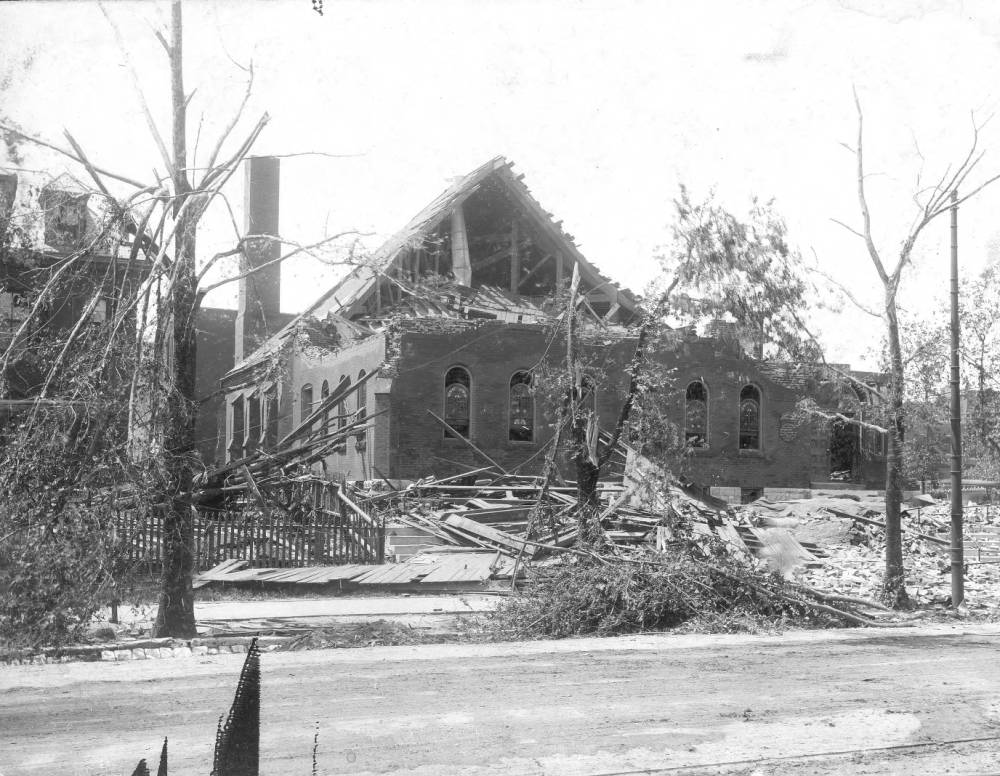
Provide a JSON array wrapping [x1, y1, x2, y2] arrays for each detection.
[[272, 319, 887, 491]]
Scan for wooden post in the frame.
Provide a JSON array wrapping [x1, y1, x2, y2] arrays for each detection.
[[509, 220, 519, 294], [950, 190, 965, 607], [450, 205, 472, 286], [555, 251, 564, 288]]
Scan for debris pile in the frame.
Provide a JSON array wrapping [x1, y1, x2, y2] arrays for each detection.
[[757, 497, 1000, 608]]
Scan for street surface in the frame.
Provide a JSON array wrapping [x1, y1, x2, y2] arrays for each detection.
[[4, 623, 1000, 775]]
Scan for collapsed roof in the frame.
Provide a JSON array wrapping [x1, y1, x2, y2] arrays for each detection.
[[225, 156, 640, 378]]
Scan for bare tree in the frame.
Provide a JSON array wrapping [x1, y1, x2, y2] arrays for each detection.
[[0, 1, 364, 637], [833, 90, 1000, 607]]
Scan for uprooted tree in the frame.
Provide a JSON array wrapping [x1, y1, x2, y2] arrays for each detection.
[[832, 90, 1000, 607]]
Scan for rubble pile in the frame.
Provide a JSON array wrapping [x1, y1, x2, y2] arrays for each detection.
[[363, 468, 670, 564], [738, 495, 1000, 608]]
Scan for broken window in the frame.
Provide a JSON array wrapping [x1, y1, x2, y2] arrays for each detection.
[[229, 396, 245, 461], [264, 387, 278, 449], [246, 393, 262, 454], [509, 371, 534, 442], [739, 385, 761, 450], [300, 383, 313, 426], [444, 366, 471, 438], [39, 189, 89, 250], [685, 381, 709, 447]]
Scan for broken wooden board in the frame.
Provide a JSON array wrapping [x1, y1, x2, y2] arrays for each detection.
[[192, 559, 249, 588], [442, 514, 533, 556]]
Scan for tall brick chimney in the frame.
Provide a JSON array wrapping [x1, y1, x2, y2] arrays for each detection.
[[235, 156, 281, 362]]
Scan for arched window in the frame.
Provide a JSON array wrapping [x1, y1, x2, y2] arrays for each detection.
[[264, 386, 278, 449], [320, 380, 330, 432], [739, 384, 761, 450], [247, 393, 262, 454], [337, 375, 350, 431], [300, 383, 313, 425], [509, 371, 534, 442], [444, 366, 471, 438], [685, 381, 708, 447], [356, 370, 368, 443], [357, 370, 367, 422], [229, 395, 245, 461]]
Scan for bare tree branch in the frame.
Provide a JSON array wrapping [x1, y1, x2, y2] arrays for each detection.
[[829, 217, 866, 241], [852, 87, 890, 287], [805, 262, 881, 318], [100, 3, 177, 183], [0, 123, 150, 188], [196, 230, 365, 294], [199, 60, 255, 187], [61, 130, 112, 198]]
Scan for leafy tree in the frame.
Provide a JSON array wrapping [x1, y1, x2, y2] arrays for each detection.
[[960, 261, 1000, 477], [542, 188, 815, 546], [898, 315, 950, 492]]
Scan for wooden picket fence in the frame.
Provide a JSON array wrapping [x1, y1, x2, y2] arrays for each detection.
[[112, 480, 384, 572]]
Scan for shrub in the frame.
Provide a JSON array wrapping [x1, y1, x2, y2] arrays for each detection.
[[486, 549, 844, 640], [0, 504, 122, 649]]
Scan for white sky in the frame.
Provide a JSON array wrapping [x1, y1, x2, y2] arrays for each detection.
[[4, 0, 1000, 369]]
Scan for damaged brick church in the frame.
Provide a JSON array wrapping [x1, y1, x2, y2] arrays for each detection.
[[215, 156, 886, 503]]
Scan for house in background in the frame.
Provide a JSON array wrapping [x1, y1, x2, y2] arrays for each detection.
[[215, 157, 888, 500], [0, 169, 151, 421]]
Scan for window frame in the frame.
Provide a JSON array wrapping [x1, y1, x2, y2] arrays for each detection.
[[300, 383, 314, 426], [356, 369, 368, 444], [443, 365, 472, 439], [508, 370, 535, 443], [684, 380, 710, 448], [264, 386, 279, 449], [320, 380, 330, 433], [738, 383, 762, 451], [229, 394, 246, 462]]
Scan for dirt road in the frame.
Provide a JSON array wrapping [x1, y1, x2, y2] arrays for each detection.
[[4, 623, 1000, 775]]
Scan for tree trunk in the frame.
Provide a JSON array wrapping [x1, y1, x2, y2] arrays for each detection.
[[153, 0, 198, 638], [882, 298, 910, 608], [572, 412, 604, 548]]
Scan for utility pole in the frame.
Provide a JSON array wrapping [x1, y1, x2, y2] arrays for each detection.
[[950, 189, 965, 607]]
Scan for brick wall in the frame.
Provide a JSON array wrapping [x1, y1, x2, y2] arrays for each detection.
[[385, 320, 634, 480], [380, 321, 865, 490], [238, 318, 886, 492]]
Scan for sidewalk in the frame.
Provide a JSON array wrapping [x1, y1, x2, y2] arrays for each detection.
[[193, 593, 499, 624]]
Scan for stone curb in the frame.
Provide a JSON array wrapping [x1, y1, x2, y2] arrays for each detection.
[[1, 634, 294, 666]]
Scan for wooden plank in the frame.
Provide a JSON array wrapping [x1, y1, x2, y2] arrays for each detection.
[[192, 558, 248, 588], [354, 562, 426, 586], [322, 564, 375, 581], [421, 554, 491, 584], [443, 514, 532, 555]]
